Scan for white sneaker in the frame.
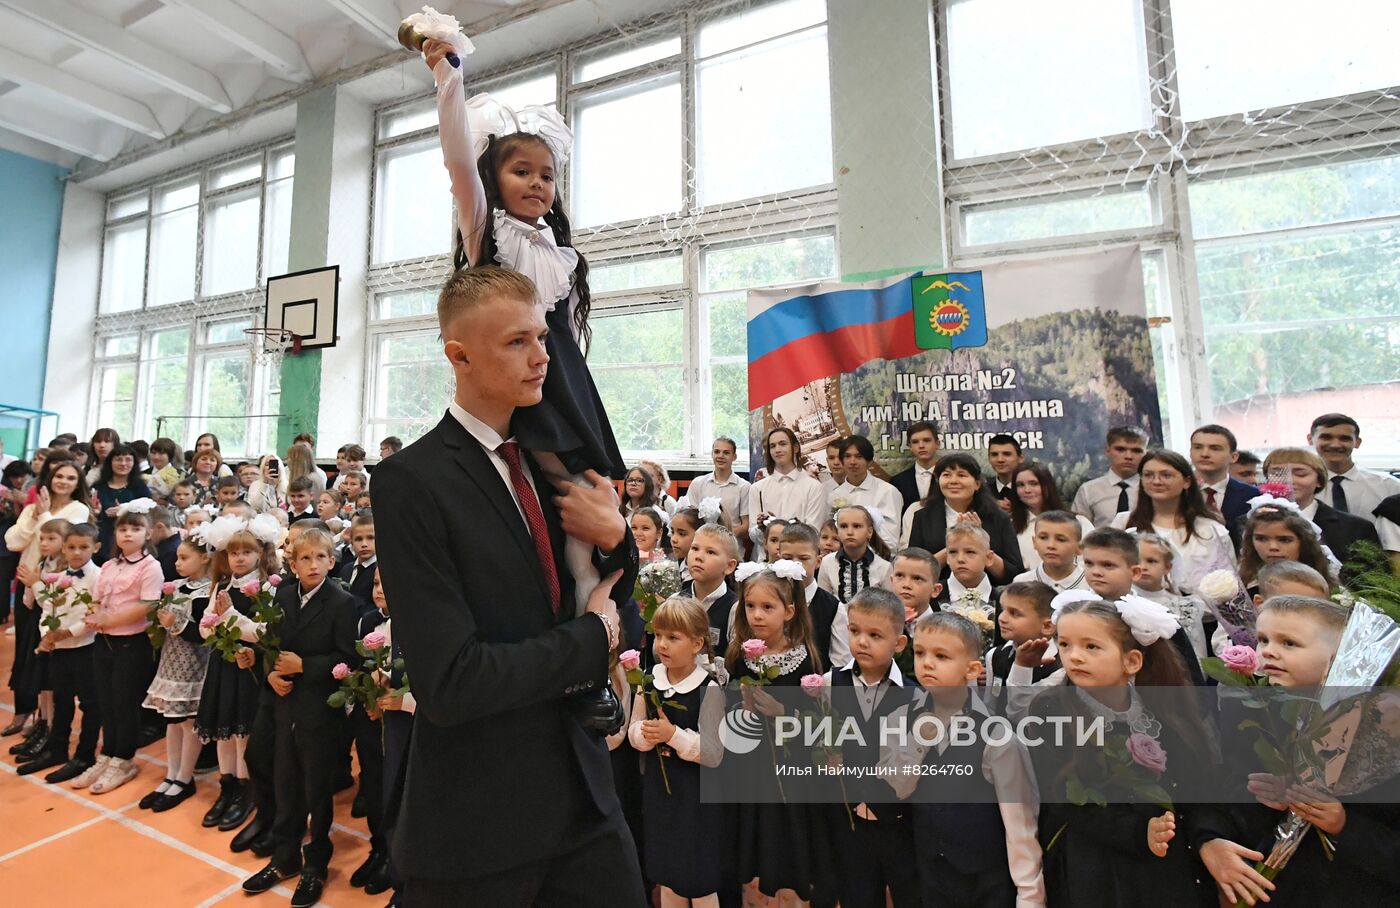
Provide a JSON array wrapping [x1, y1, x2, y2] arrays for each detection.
[[70, 755, 112, 790], [90, 758, 138, 794], [4, 624, 13, 635]]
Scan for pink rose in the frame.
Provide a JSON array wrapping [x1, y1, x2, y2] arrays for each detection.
[[239, 579, 262, 598], [267, 574, 282, 587], [618, 649, 641, 671], [742, 638, 767, 660], [161, 581, 178, 596], [363, 631, 388, 650], [1220, 644, 1259, 676], [800, 673, 825, 698], [41, 572, 60, 585], [331, 662, 351, 681], [1126, 732, 1168, 774], [200, 612, 219, 629], [55, 575, 74, 589]]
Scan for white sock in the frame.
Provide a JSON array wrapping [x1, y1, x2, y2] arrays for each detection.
[[233, 734, 249, 780], [216, 738, 238, 775], [159, 725, 180, 792], [176, 722, 201, 785]]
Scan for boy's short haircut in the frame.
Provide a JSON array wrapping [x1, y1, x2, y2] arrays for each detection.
[[913, 611, 983, 659], [1258, 560, 1330, 599], [1259, 594, 1349, 632], [215, 475, 241, 491], [149, 506, 176, 528], [288, 477, 315, 495], [63, 522, 100, 543], [838, 435, 875, 461], [1309, 413, 1360, 436], [846, 587, 906, 633], [1082, 527, 1139, 565], [945, 523, 991, 549], [379, 436, 403, 454], [693, 523, 741, 562], [341, 444, 366, 461], [351, 509, 375, 529], [286, 519, 332, 539], [1134, 532, 1175, 566], [778, 522, 819, 549], [821, 518, 838, 533], [1000, 580, 1056, 619], [437, 266, 538, 333], [342, 470, 368, 486], [1191, 423, 1239, 451], [289, 527, 336, 559], [892, 546, 937, 575], [1106, 425, 1149, 445], [221, 501, 255, 518], [712, 436, 738, 454], [1033, 510, 1082, 539], [987, 433, 1022, 454], [40, 517, 74, 538], [293, 432, 315, 447], [1235, 449, 1261, 467], [174, 479, 196, 492], [906, 419, 939, 439], [129, 440, 150, 461]]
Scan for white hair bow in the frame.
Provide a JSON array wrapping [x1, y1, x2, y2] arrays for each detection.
[[246, 513, 286, 548], [768, 559, 808, 583], [698, 497, 723, 525], [116, 497, 157, 517], [863, 505, 885, 530], [734, 562, 766, 584], [1051, 589, 1179, 646], [465, 93, 572, 169], [199, 515, 248, 552]]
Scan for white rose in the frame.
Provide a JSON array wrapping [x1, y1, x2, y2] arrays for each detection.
[[1197, 569, 1241, 604]]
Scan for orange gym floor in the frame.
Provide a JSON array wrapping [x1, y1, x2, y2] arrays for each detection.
[[0, 628, 388, 907]]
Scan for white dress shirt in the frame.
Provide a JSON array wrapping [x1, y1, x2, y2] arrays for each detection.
[[830, 473, 902, 551], [448, 400, 535, 531], [683, 471, 751, 522], [747, 466, 828, 542], [1320, 465, 1400, 526], [1012, 562, 1088, 594], [1071, 472, 1139, 528], [914, 465, 935, 500], [945, 573, 994, 612]]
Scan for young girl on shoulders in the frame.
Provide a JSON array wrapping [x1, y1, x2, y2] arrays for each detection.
[[76, 499, 165, 795], [627, 597, 727, 908], [140, 535, 214, 811], [725, 561, 828, 907], [195, 514, 281, 833], [1031, 591, 1217, 906]]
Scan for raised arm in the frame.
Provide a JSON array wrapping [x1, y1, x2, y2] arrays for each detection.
[[429, 46, 487, 267]]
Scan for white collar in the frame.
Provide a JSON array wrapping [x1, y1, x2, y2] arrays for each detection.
[[694, 581, 728, 608], [946, 573, 992, 601], [771, 466, 802, 481], [356, 557, 377, 569], [843, 660, 905, 688], [1037, 562, 1085, 591], [652, 663, 709, 695], [181, 577, 211, 593], [490, 210, 578, 311], [299, 580, 325, 605], [703, 471, 739, 487], [1108, 472, 1139, 486], [842, 474, 877, 493], [1201, 475, 1229, 494], [448, 399, 513, 454], [915, 464, 935, 476], [231, 570, 260, 587], [1300, 499, 1319, 520], [805, 579, 820, 602], [944, 503, 962, 527]]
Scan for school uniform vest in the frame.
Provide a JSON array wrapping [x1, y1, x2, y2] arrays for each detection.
[[831, 666, 910, 810], [990, 642, 1060, 685], [912, 728, 1009, 873]]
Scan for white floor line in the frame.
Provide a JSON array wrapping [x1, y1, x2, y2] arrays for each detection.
[[190, 879, 248, 908], [332, 821, 371, 841], [0, 814, 107, 863]]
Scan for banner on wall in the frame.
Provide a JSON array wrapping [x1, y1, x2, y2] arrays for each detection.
[[746, 246, 1162, 494]]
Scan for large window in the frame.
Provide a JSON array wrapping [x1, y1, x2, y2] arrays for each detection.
[[367, 0, 836, 465]]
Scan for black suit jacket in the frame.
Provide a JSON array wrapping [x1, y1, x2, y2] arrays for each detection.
[[1313, 501, 1381, 570], [907, 505, 1025, 583], [1219, 477, 1260, 526], [270, 580, 359, 732], [890, 467, 923, 514], [335, 559, 378, 626], [374, 411, 639, 880]]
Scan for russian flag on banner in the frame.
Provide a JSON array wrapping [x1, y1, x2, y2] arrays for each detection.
[[746, 273, 921, 410]]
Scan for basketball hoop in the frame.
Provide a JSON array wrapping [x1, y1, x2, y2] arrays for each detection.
[[245, 327, 300, 367]]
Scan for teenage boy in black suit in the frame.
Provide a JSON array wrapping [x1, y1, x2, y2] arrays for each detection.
[[335, 511, 378, 622], [889, 421, 940, 514], [1190, 424, 1260, 528]]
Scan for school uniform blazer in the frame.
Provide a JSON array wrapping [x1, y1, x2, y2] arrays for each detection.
[[271, 580, 359, 732], [1312, 501, 1381, 567], [335, 559, 378, 625], [1219, 476, 1260, 526], [373, 410, 640, 881], [907, 504, 1025, 583], [890, 467, 923, 514]]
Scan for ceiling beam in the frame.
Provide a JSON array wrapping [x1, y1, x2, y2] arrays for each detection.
[[319, 0, 401, 48], [0, 105, 121, 159], [0, 0, 233, 112], [162, 0, 311, 82], [0, 44, 162, 137]]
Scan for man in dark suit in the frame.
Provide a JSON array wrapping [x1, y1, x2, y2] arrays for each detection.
[[374, 268, 644, 907], [1190, 424, 1260, 527], [890, 420, 940, 514]]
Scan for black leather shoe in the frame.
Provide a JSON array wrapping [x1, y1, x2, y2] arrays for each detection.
[[250, 832, 276, 859], [202, 774, 236, 827], [230, 813, 269, 853], [351, 792, 367, 818], [1, 714, 29, 736], [242, 861, 300, 894], [139, 780, 175, 810], [11, 721, 48, 756], [290, 867, 326, 908], [218, 780, 252, 830], [45, 757, 94, 784], [16, 749, 67, 775], [363, 854, 392, 895], [350, 850, 383, 888], [570, 685, 625, 736], [151, 780, 198, 812]]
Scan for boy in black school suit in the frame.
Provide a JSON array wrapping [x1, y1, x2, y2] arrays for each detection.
[[886, 546, 943, 677], [345, 564, 391, 896], [823, 588, 919, 908], [285, 478, 319, 524], [241, 527, 358, 908], [778, 522, 839, 666], [935, 524, 1003, 621], [214, 475, 245, 509], [150, 506, 181, 582], [334, 510, 377, 623], [985, 580, 1059, 710], [682, 523, 740, 658], [891, 613, 1045, 907]]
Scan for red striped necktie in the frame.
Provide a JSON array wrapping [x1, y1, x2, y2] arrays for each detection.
[[496, 442, 560, 615]]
